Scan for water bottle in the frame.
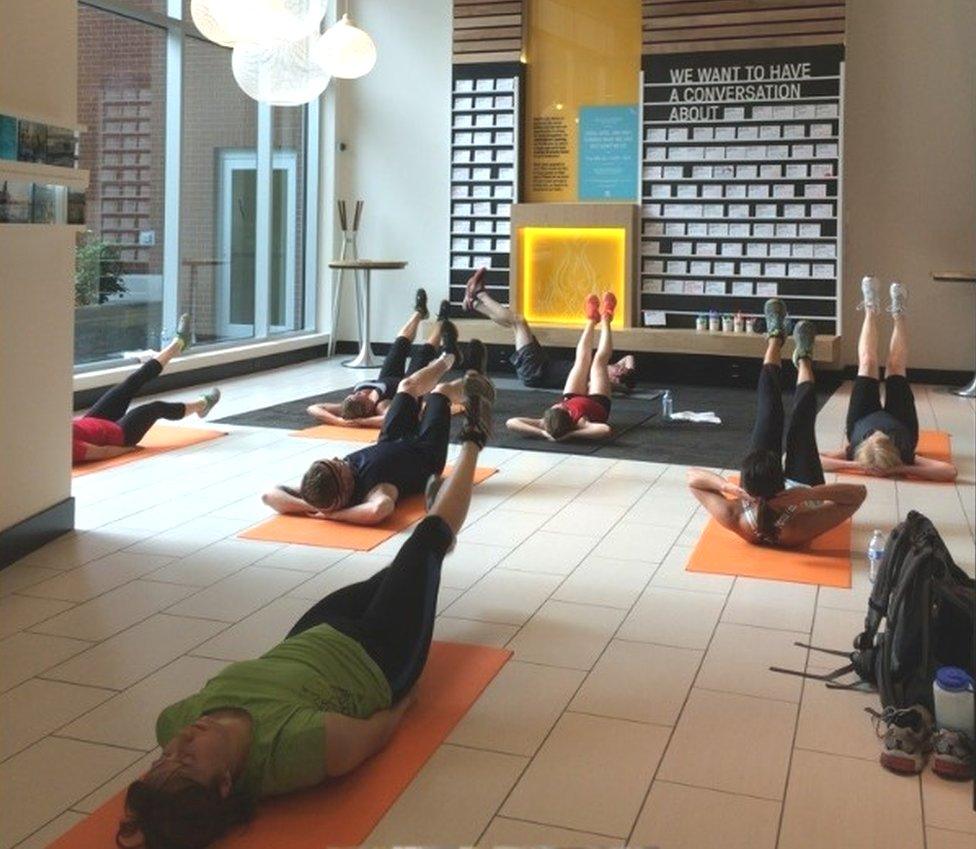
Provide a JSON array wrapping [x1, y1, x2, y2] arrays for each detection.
[[867, 529, 886, 583], [933, 667, 975, 738], [662, 390, 673, 420]]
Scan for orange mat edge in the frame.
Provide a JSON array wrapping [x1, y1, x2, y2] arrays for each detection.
[[72, 425, 227, 477], [46, 641, 512, 849]]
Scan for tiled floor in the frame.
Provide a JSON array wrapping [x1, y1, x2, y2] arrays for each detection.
[[2, 358, 974, 849]]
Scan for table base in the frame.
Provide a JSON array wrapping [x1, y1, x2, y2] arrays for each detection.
[[343, 345, 382, 369], [951, 374, 976, 398]]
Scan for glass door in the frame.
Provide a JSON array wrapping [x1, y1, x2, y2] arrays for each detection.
[[216, 150, 297, 338]]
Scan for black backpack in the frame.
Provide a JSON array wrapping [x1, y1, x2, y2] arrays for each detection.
[[772, 511, 975, 711]]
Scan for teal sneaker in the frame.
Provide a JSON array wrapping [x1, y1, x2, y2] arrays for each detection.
[[175, 313, 191, 351], [199, 387, 221, 418], [792, 320, 816, 367], [888, 281, 908, 316], [859, 276, 881, 312], [763, 298, 788, 340]]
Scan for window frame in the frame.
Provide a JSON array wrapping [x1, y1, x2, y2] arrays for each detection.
[[76, 0, 321, 372]]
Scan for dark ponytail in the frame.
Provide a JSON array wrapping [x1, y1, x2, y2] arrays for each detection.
[[118, 775, 254, 849]]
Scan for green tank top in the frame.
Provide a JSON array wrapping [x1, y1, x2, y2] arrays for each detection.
[[156, 624, 392, 798]]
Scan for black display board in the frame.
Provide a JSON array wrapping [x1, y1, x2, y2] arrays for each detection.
[[640, 46, 843, 333], [449, 62, 523, 314]]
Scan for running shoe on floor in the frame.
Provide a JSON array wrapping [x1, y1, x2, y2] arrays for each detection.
[[932, 729, 974, 780], [873, 705, 934, 775]]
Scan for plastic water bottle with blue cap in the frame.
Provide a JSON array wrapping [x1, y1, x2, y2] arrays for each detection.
[[933, 667, 975, 739], [867, 529, 885, 583]]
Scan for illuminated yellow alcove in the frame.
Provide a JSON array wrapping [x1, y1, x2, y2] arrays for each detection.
[[520, 226, 626, 325]]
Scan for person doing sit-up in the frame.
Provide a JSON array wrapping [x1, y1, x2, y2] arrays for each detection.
[[72, 314, 220, 464], [819, 278, 957, 482], [117, 389, 495, 849], [688, 300, 867, 548], [307, 289, 459, 428], [462, 267, 637, 394], [506, 293, 617, 442], [263, 346, 491, 525]]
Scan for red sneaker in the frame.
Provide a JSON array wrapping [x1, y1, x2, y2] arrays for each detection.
[[602, 291, 618, 321], [463, 267, 487, 312], [584, 294, 601, 322]]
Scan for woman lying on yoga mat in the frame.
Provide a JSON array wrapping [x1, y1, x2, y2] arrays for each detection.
[[688, 300, 867, 548], [263, 359, 492, 525], [117, 393, 495, 849], [818, 278, 957, 482], [72, 314, 220, 464], [463, 266, 637, 393], [505, 293, 617, 442], [307, 289, 461, 428]]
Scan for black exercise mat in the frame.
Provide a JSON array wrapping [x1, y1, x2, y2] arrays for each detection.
[[215, 387, 360, 431], [450, 389, 662, 457]]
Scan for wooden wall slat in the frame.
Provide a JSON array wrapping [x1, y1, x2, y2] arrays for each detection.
[[453, 0, 524, 64], [642, 0, 845, 53]]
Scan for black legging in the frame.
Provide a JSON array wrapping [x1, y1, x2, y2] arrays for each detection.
[[379, 337, 438, 382], [748, 364, 825, 486], [85, 360, 186, 445], [285, 516, 455, 702]]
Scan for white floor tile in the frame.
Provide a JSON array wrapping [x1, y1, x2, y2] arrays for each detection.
[[618, 586, 725, 650]]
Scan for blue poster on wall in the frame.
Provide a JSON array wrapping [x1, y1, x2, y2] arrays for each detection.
[[578, 105, 639, 201]]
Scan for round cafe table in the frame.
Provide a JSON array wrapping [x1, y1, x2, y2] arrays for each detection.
[[328, 260, 407, 368], [933, 272, 976, 397]]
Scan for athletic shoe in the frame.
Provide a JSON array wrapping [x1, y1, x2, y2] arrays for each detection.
[[458, 370, 495, 448], [873, 704, 934, 775], [199, 387, 221, 418], [465, 338, 488, 375], [763, 298, 788, 340], [441, 319, 461, 361], [584, 294, 601, 322], [792, 320, 816, 367], [859, 275, 881, 312], [888, 281, 908, 317], [463, 267, 487, 312], [124, 349, 157, 364], [414, 288, 429, 319], [436, 298, 451, 322], [602, 291, 617, 321], [932, 729, 974, 780], [424, 474, 443, 511], [175, 313, 191, 351]]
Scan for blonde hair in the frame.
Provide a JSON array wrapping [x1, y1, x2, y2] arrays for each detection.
[[854, 434, 902, 471]]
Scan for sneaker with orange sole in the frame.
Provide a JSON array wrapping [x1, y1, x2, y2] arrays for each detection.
[[602, 292, 617, 321], [584, 294, 601, 322]]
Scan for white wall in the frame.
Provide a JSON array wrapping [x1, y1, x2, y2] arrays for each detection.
[[330, 0, 452, 344], [843, 0, 976, 371]]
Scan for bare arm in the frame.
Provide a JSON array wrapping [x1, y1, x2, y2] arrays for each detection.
[[570, 421, 612, 441], [325, 485, 397, 525], [896, 456, 958, 482], [323, 694, 415, 777], [262, 485, 322, 516], [306, 404, 349, 426], [769, 483, 867, 510], [778, 501, 863, 548], [686, 469, 744, 532], [80, 443, 138, 461], [819, 453, 866, 473], [506, 416, 549, 440]]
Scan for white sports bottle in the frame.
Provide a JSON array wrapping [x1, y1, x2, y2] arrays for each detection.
[[933, 667, 975, 738], [867, 529, 885, 583]]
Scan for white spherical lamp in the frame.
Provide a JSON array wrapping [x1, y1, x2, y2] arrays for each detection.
[[232, 36, 331, 106], [312, 13, 377, 79], [192, 0, 327, 48]]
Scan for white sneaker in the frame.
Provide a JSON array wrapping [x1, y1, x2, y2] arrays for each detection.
[[888, 281, 908, 316], [859, 276, 881, 312]]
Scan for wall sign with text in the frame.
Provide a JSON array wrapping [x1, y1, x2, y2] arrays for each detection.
[[578, 105, 639, 201], [639, 45, 843, 334]]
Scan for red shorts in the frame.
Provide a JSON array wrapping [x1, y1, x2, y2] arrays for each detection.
[[72, 417, 124, 463], [558, 393, 611, 425]]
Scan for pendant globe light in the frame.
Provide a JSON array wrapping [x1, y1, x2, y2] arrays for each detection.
[[191, 0, 328, 48], [232, 35, 331, 106], [312, 11, 377, 79]]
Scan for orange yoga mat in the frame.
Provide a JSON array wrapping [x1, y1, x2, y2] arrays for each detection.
[[47, 641, 512, 849], [239, 466, 498, 551], [293, 405, 466, 444], [836, 429, 953, 481], [71, 425, 226, 477], [686, 516, 852, 588], [291, 424, 381, 443]]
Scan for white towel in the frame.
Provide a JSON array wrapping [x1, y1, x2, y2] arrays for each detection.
[[669, 410, 722, 424]]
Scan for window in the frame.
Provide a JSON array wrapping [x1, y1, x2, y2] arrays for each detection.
[[75, 0, 319, 368]]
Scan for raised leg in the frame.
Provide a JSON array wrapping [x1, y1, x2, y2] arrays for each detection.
[[857, 307, 880, 379], [473, 289, 535, 350], [86, 358, 165, 421], [397, 354, 456, 398], [885, 313, 908, 378], [588, 315, 613, 398], [748, 337, 785, 455], [784, 359, 825, 486], [563, 321, 596, 396]]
